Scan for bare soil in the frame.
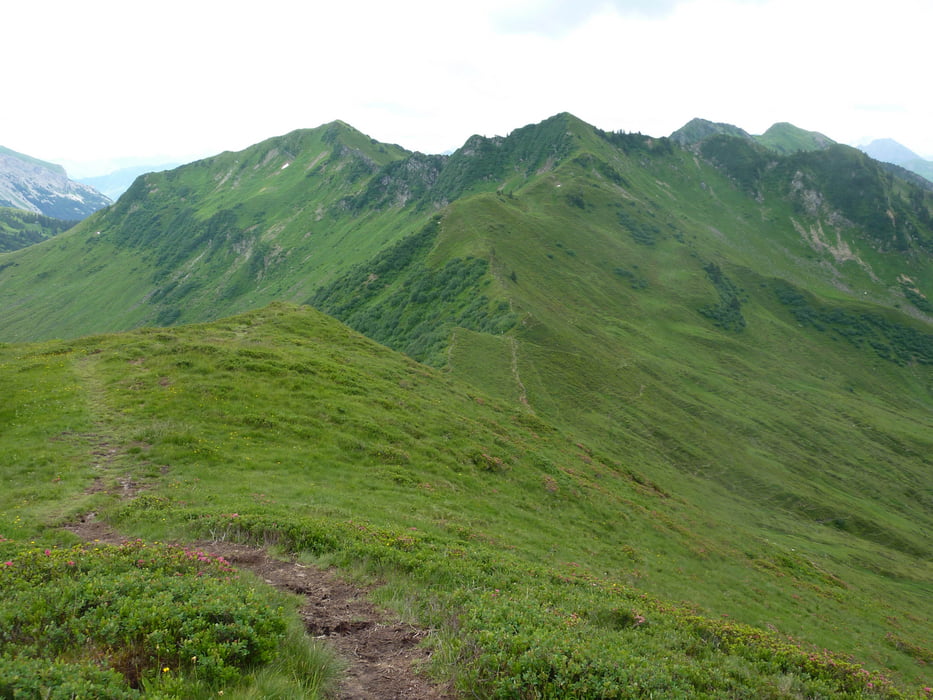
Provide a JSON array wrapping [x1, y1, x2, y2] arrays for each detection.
[[65, 518, 454, 699]]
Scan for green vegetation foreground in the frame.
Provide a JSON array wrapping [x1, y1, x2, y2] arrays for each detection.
[[1, 304, 928, 697]]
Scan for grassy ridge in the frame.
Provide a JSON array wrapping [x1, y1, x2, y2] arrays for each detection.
[[0, 122, 430, 340], [0, 303, 929, 696], [0, 114, 930, 342], [422, 131, 933, 691], [0, 114, 931, 695]]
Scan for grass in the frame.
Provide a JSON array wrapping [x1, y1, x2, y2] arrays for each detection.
[[0, 113, 930, 696], [0, 303, 929, 696], [0, 123, 431, 341], [0, 206, 76, 252]]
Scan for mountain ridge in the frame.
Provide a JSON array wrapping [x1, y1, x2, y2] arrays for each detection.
[[0, 145, 111, 219], [671, 117, 836, 155], [3, 301, 924, 696], [78, 162, 181, 201], [0, 112, 930, 692], [860, 137, 933, 184], [0, 113, 930, 335]]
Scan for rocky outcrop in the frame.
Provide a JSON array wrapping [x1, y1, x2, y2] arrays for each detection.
[[0, 146, 111, 219]]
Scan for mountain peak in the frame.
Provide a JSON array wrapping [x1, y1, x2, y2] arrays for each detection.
[[0, 146, 111, 219], [756, 122, 835, 154], [860, 138, 922, 165], [669, 118, 752, 146], [0, 145, 67, 177]]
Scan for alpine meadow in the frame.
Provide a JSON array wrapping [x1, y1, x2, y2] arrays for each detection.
[[0, 113, 930, 698]]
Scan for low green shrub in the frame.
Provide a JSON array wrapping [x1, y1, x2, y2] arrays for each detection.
[[0, 655, 137, 699], [170, 509, 901, 699], [0, 540, 287, 694]]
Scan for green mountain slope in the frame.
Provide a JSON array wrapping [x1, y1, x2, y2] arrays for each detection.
[[755, 122, 835, 154], [672, 119, 835, 156], [0, 121, 427, 339], [0, 114, 931, 694], [2, 114, 928, 340], [0, 304, 925, 697], [307, 117, 933, 690], [0, 206, 76, 252]]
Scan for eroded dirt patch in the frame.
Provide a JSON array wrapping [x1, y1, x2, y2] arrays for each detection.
[[64, 520, 453, 699]]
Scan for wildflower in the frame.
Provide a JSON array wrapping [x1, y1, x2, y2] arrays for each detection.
[[67, 561, 75, 566], [44, 549, 51, 556], [162, 666, 170, 673], [3, 561, 12, 566]]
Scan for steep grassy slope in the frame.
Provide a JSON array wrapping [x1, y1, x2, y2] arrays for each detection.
[[0, 114, 931, 694], [310, 117, 933, 689], [0, 122, 427, 339], [754, 123, 835, 154], [0, 304, 924, 697]]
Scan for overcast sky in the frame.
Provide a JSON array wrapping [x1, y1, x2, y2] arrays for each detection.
[[4, 0, 931, 177]]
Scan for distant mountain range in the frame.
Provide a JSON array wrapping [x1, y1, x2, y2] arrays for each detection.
[[0, 146, 111, 219], [78, 162, 181, 201], [859, 138, 933, 183], [671, 118, 836, 154], [670, 120, 933, 186]]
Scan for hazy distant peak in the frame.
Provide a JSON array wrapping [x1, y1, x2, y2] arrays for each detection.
[[0, 145, 67, 177], [78, 163, 181, 201], [669, 118, 752, 146], [0, 147, 110, 219], [860, 138, 922, 165], [756, 122, 835, 154]]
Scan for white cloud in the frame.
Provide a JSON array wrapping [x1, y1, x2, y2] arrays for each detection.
[[2, 0, 931, 175]]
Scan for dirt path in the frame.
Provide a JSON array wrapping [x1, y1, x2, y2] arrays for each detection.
[[65, 519, 453, 699], [62, 356, 453, 698], [508, 336, 528, 405]]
